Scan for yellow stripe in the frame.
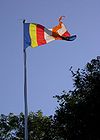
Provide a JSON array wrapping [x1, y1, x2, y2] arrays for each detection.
[[29, 24, 38, 48]]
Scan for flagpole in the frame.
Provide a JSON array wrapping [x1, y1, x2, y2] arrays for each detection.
[[23, 20, 28, 140]]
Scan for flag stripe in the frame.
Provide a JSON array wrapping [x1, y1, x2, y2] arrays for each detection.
[[62, 31, 70, 37], [29, 24, 38, 47], [37, 24, 46, 46], [57, 23, 70, 37], [24, 23, 31, 49], [44, 28, 55, 43]]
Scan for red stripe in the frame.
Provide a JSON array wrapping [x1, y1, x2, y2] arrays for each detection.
[[62, 31, 71, 37], [37, 24, 46, 46]]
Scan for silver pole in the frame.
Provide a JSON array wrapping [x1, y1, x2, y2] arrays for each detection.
[[23, 20, 28, 140]]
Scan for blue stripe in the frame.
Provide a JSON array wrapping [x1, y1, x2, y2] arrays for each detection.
[[24, 23, 31, 49]]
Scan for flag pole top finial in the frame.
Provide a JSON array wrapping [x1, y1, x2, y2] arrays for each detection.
[[23, 20, 26, 23]]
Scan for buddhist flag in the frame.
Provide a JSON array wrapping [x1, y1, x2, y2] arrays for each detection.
[[24, 17, 76, 49]]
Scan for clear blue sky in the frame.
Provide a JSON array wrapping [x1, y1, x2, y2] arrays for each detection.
[[0, 0, 100, 116]]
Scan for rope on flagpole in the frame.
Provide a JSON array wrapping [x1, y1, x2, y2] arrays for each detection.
[[23, 20, 28, 140]]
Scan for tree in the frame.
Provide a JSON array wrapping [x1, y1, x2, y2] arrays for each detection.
[[28, 111, 53, 140], [54, 57, 100, 140], [0, 111, 53, 140], [0, 113, 24, 140]]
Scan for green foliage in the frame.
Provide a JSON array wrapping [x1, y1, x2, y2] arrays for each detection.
[[0, 113, 24, 140], [28, 110, 53, 140], [54, 57, 100, 140], [0, 111, 53, 140]]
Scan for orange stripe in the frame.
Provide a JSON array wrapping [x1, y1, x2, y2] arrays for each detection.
[[52, 22, 62, 33], [52, 22, 62, 40]]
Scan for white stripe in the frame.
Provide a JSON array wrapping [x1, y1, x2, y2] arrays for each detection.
[[44, 28, 55, 43], [57, 23, 67, 36]]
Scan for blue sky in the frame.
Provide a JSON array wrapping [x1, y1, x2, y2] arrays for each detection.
[[0, 0, 100, 116]]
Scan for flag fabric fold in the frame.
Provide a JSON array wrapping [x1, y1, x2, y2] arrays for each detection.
[[24, 17, 76, 49]]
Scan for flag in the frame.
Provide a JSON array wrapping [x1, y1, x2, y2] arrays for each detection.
[[24, 17, 76, 49]]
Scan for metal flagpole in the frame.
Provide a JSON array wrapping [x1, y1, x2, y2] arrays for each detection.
[[23, 20, 28, 140]]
